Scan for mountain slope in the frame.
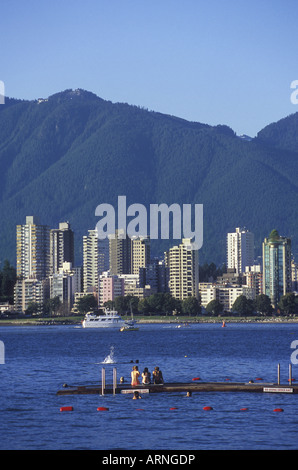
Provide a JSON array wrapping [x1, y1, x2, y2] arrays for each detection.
[[1, 89, 298, 266]]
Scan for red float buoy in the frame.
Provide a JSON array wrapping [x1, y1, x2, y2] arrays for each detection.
[[273, 408, 284, 412], [97, 406, 109, 411], [240, 407, 248, 411], [203, 406, 213, 411], [192, 377, 200, 381], [255, 378, 263, 381], [60, 406, 73, 412], [169, 407, 178, 410]]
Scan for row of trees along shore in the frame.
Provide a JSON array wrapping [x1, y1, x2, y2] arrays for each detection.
[[1, 260, 298, 317], [76, 291, 298, 318]]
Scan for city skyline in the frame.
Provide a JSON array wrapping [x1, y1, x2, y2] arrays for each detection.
[[11, 214, 298, 314]]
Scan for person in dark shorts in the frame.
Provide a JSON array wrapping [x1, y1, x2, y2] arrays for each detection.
[[152, 366, 164, 384]]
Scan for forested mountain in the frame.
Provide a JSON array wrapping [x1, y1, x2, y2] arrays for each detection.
[[1, 88, 298, 267]]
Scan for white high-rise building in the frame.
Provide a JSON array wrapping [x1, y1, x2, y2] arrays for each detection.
[[83, 229, 109, 294], [16, 216, 50, 280], [131, 236, 150, 275], [165, 239, 199, 300], [227, 227, 254, 274], [49, 262, 81, 309]]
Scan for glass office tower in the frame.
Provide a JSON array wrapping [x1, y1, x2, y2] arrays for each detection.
[[262, 230, 291, 307]]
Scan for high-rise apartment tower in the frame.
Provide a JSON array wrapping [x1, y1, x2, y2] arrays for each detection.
[[227, 227, 254, 274], [50, 222, 74, 274], [165, 239, 199, 300], [262, 230, 292, 307], [16, 216, 50, 280]]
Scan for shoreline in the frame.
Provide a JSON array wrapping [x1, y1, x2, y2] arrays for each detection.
[[1, 316, 298, 326]]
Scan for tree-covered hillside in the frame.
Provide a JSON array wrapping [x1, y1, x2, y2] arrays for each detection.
[[1, 88, 298, 267]]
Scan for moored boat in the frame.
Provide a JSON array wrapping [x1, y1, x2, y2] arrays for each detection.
[[82, 308, 125, 328]]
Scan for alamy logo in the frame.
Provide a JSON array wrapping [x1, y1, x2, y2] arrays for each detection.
[[0, 341, 4, 364], [95, 196, 203, 250], [0, 81, 4, 105], [290, 340, 298, 364]]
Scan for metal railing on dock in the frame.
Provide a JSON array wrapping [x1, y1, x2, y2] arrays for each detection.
[[101, 367, 118, 395]]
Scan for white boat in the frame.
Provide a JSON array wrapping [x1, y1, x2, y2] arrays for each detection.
[[82, 308, 125, 328], [119, 302, 139, 331]]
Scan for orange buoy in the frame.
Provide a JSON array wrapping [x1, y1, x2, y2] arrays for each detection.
[[97, 407, 109, 411], [192, 377, 200, 381], [255, 378, 263, 380], [169, 407, 178, 410], [240, 407, 248, 411], [273, 408, 284, 412], [60, 406, 73, 412], [203, 406, 213, 411]]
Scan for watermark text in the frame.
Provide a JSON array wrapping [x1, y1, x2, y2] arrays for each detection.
[[0, 81, 4, 105], [290, 340, 298, 364], [290, 80, 298, 104], [0, 341, 4, 364], [95, 196, 203, 250]]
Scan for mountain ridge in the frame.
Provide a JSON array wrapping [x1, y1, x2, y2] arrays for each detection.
[[1, 89, 298, 267]]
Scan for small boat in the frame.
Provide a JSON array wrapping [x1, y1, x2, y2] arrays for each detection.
[[119, 301, 139, 331], [120, 324, 139, 332], [82, 308, 125, 328]]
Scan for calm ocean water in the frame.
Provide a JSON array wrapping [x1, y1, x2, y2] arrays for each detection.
[[0, 322, 298, 450]]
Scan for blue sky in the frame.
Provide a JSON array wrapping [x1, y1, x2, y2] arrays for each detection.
[[1, 0, 297, 136]]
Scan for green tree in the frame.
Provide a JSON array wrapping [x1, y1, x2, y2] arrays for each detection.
[[255, 294, 273, 316], [139, 292, 180, 315], [0, 260, 16, 302], [278, 293, 298, 315], [114, 296, 127, 313], [269, 229, 280, 241], [232, 295, 254, 316], [146, 293, 164, 313], [44, 296, 61, 316], [206, 299, 224, 316], [25, 301, 40, 316], [77, 295, 98, 314], [125, 295, 139, 314], [181, 296, 201, 316], [161, 293, 180, 315], [199, 263, 226, 282], [138, 297, 151, 315]]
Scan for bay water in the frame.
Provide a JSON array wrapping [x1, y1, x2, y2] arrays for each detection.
[[0, 322, 298, 450]]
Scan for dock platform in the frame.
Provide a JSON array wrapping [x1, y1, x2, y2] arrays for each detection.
[[56, 381, 298, 396]]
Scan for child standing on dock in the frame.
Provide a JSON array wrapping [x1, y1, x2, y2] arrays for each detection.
[[131, 365, 140, 386]]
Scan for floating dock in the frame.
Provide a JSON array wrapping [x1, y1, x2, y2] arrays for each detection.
[[57, 381, 298, 396], [57, 364, 298, 396]]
